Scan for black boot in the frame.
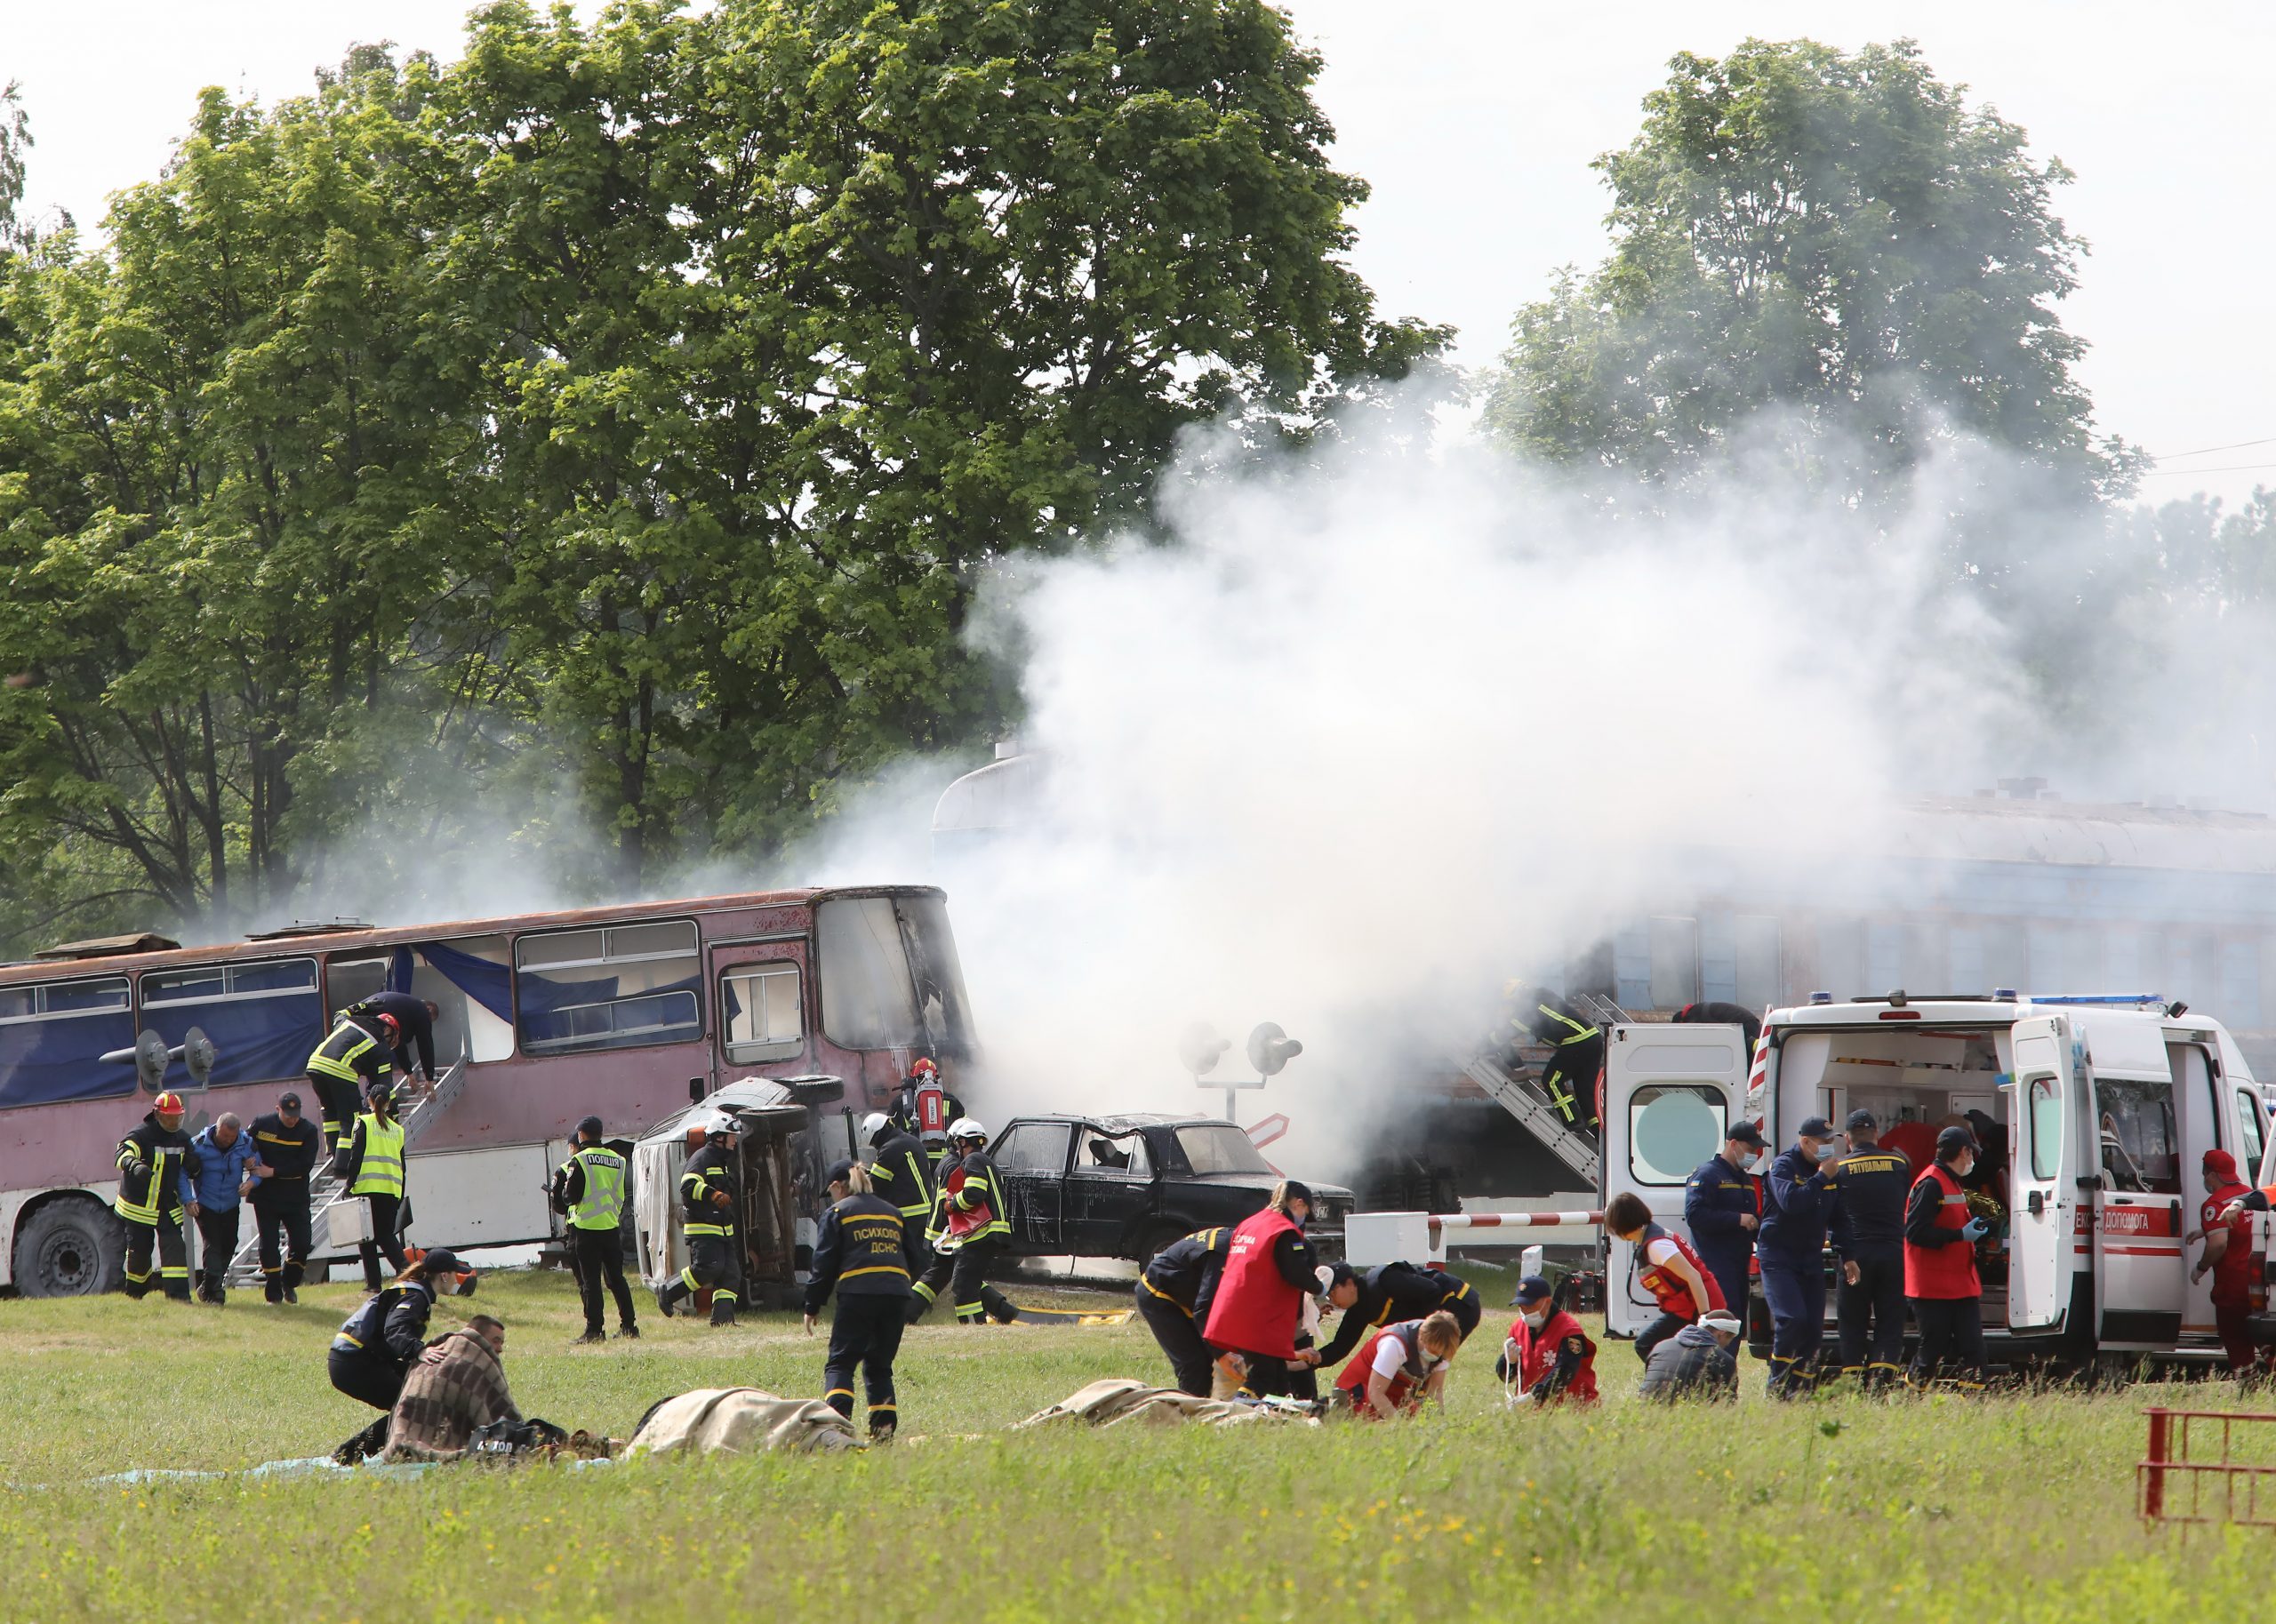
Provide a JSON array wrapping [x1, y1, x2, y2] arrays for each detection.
[[709, 1296, 738, 1327], [655, 1280, 686, 1318], [618, 1323, 640, 1339]]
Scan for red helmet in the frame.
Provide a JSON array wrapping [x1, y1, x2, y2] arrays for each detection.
[[373, 1013, 401, 1042], [910, 1057, 939, 1079], [153, 1091, 184, 1118]]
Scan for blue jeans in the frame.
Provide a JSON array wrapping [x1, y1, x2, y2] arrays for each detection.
[[1758, 1259, 1825, 1397]]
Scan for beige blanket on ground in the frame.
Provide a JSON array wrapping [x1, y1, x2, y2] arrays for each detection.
[[626, 1388, 861, 1455], [1015, 1378, 1319, 1428]]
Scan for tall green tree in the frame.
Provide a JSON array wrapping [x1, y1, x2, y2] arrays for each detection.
[[1485, 39, 2136, 505]]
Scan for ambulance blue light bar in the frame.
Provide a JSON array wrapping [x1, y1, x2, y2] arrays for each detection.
[[2024, 994, 2167, 1007]]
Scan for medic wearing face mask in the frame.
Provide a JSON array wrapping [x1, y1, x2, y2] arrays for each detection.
[[1685, 1121, 1766, 1320], [1496, 1275, 1598, 1407], [1756, 1115, 1844, 1398]]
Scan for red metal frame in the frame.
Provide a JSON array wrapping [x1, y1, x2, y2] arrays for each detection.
[[2139, 1407, 2276, 1527]]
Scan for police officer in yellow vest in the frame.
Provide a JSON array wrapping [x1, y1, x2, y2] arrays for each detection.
[[552, 1115, 640, 1344], [307, 1010, 399, 1155], [657, 1111, 742, 1327], [341, 1084, 410, 1291]]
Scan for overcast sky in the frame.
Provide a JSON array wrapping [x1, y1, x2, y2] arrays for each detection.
[[4, 1, 2270, 507]]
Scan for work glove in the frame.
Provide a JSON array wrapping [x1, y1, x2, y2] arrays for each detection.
[[1959, 1217, 1989, 1242]]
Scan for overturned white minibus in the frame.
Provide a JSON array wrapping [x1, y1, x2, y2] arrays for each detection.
[[1603, 993, 2269, 1372]]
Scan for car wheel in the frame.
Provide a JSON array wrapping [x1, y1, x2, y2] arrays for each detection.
[[1129, 1221, 1185, 1266], [14, 1196, 125, 1298]]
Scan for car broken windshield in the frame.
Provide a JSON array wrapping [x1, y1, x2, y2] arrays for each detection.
[[1174, 1124, 1272, 1175]]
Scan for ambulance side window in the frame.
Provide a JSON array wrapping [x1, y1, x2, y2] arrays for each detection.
[[2029, 1077, 2062, 1180], [1628, 1084, 1724, 1185], [2095, 1077, 2179, 1196], [2238, 1089, 2268, 1185]]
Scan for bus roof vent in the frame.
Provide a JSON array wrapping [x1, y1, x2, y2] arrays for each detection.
[[244, 919, 373, 941], [35, 932, 182, 960]]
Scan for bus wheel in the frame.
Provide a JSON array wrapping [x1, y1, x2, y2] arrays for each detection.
[[14, 1198, 124, 1297]]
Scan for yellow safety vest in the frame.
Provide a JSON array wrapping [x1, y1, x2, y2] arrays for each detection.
[[350, 1113, 405, 1199], [566, 1146, 627, 1231]]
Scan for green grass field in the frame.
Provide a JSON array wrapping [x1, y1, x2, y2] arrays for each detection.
[[0, 1262, 2267, 1622]]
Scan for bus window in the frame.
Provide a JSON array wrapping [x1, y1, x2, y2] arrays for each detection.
[[140, 958, 323, 1089], [2095, 1076, 2179, 1195], [816, 895, 974, 1052], [721, 964, 803, 1063], [0, 975, 136, 1109], [516, 922, 701, 1055]]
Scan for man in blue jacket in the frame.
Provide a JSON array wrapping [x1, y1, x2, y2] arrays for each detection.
[[1757, 1115, 1842, 1398], [189, 1113, 260, 1305], [1684, 1120, 1766, 1317]]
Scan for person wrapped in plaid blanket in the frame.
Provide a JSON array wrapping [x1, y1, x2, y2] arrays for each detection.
[[384, 1316, 521, 1461]]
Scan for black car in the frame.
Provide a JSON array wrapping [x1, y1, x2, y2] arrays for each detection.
[[988, 1113, 1356, 1263]]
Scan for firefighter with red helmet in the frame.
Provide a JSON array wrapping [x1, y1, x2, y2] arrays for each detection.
[[306, 1007, 401, 1155], [890, 1058, 964, 1174], [115, 1092, 204, 1300], [909, 1117, 1016, 1325]]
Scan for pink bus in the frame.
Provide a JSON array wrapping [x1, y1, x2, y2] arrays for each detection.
[[0, 884, 974, 1295]]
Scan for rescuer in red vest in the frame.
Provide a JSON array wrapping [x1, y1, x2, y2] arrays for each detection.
[[1201, 1181, 1325, 1402], [1495, 1275, 1598, 1407], [1604, 1190, 1725, 1364], [1332, 1309, 1463, 1419], [1903, 1124, 1988, 1390], [2191, 1148, 2260, 1375]]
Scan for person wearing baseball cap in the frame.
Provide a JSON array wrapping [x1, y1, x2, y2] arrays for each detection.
[[1496, 1276, 1599, 1408], [1903, 1125, 1988, 1390], [1824, 1108, 1912, 1390], [326, 1246, 471, 1463], [552, 1116, 638, 1344], [1685, 1119, 1767, 1319], [1757, 1115, 1846, 1397], [249, 1090, 322, 1302]]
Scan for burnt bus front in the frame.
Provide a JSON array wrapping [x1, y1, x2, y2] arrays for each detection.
[[810, 890, 980, 1113]]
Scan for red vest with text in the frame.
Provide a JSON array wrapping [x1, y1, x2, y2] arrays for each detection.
[[1903, 1164, 1980, 1300], [1203, 1207, 1302, 1359], [1508, 1308, 1599, 1404], [1635, 1223, 1725, 1321], [2204, 1180, 2257, 1308], [1334, 1320, 1435, 1412]]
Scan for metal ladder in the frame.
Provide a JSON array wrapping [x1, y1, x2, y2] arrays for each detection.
[[1463, 1052, 1601, 1182], [221, 1052, 471, 1287]]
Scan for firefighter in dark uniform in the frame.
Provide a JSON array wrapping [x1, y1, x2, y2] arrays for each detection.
[[325, 1248, 465, 1462], [804, 1160, 920, 1440], [248, 1090, 321, 1303], [1684, 1120, 1765, 1318], [657, 1111, 743, 1326], [888, 1057, 966, 1173], [909, 1117, 1017, 1326], [862, 1109, 934, 1268], [1507, 984, 1604, 1133], [1825, 1108, 1911, 1390], [550, 1116, 639, 1343], [1135, 1226, 1241, 1396], [306, 1008, 399, 1154], [1314, 1258, 1482, 1371], [346, 990, 440, 1083], [115, 1091, 203, 1301]]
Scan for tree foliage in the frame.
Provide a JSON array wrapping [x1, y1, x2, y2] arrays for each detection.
[[0, 0, 1433, 944], [1484, 38, 2136, 505]]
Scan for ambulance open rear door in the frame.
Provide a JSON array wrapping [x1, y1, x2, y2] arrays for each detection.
[[2007, 1016, 2068, 1332], [1602, 1022, 1749, 1339]]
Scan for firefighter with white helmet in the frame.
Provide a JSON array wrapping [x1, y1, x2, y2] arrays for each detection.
[[862, 1108, 934, 1251], [655, 1110, 743, 1326], [907, 1116, 1016, 1326]]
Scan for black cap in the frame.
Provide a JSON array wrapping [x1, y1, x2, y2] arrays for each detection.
[[1726, 1121, 1766, 1148], [278, 1092, 301, 1111], [825, 1159, 858, 1188], [1322, 1260, 1358, 1294], [1279, 1179, 1315, 1208], [576, 1115, 605, 1141], [1936, 1124, 1980, 1158], [1514, 1275, 1554, 1306], [1846, 1108, 1878, 1133], [421, 1248, 464, 1276], [1798, 1116, 1838, 1139]]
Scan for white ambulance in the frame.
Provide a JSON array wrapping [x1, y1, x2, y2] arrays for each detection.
[[1601, 993, 2270, 1372]]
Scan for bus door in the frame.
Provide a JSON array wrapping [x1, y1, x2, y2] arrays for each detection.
[[2084, 1022, 2185, 1350], [1602, 1023, 1747, 1339], [2006, 1016, 2068, 1330], [2169, 1038, 2226, 1340], [708, 939, 812, 1089]]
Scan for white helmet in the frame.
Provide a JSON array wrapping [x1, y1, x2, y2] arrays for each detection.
[[947, 1116, 987, 1143], [861, 1111, 889, 1138], [703, 1110, 740, 1139]]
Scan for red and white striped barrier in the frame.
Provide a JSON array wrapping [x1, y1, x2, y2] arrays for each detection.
[[1426, 1210, 1606, 1236]]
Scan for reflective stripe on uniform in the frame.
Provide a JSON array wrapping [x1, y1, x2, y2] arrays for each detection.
[[567, 1147, 627, 1231], [349, 1113, 406, 1198], [840, 1264, 910, 1282]]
